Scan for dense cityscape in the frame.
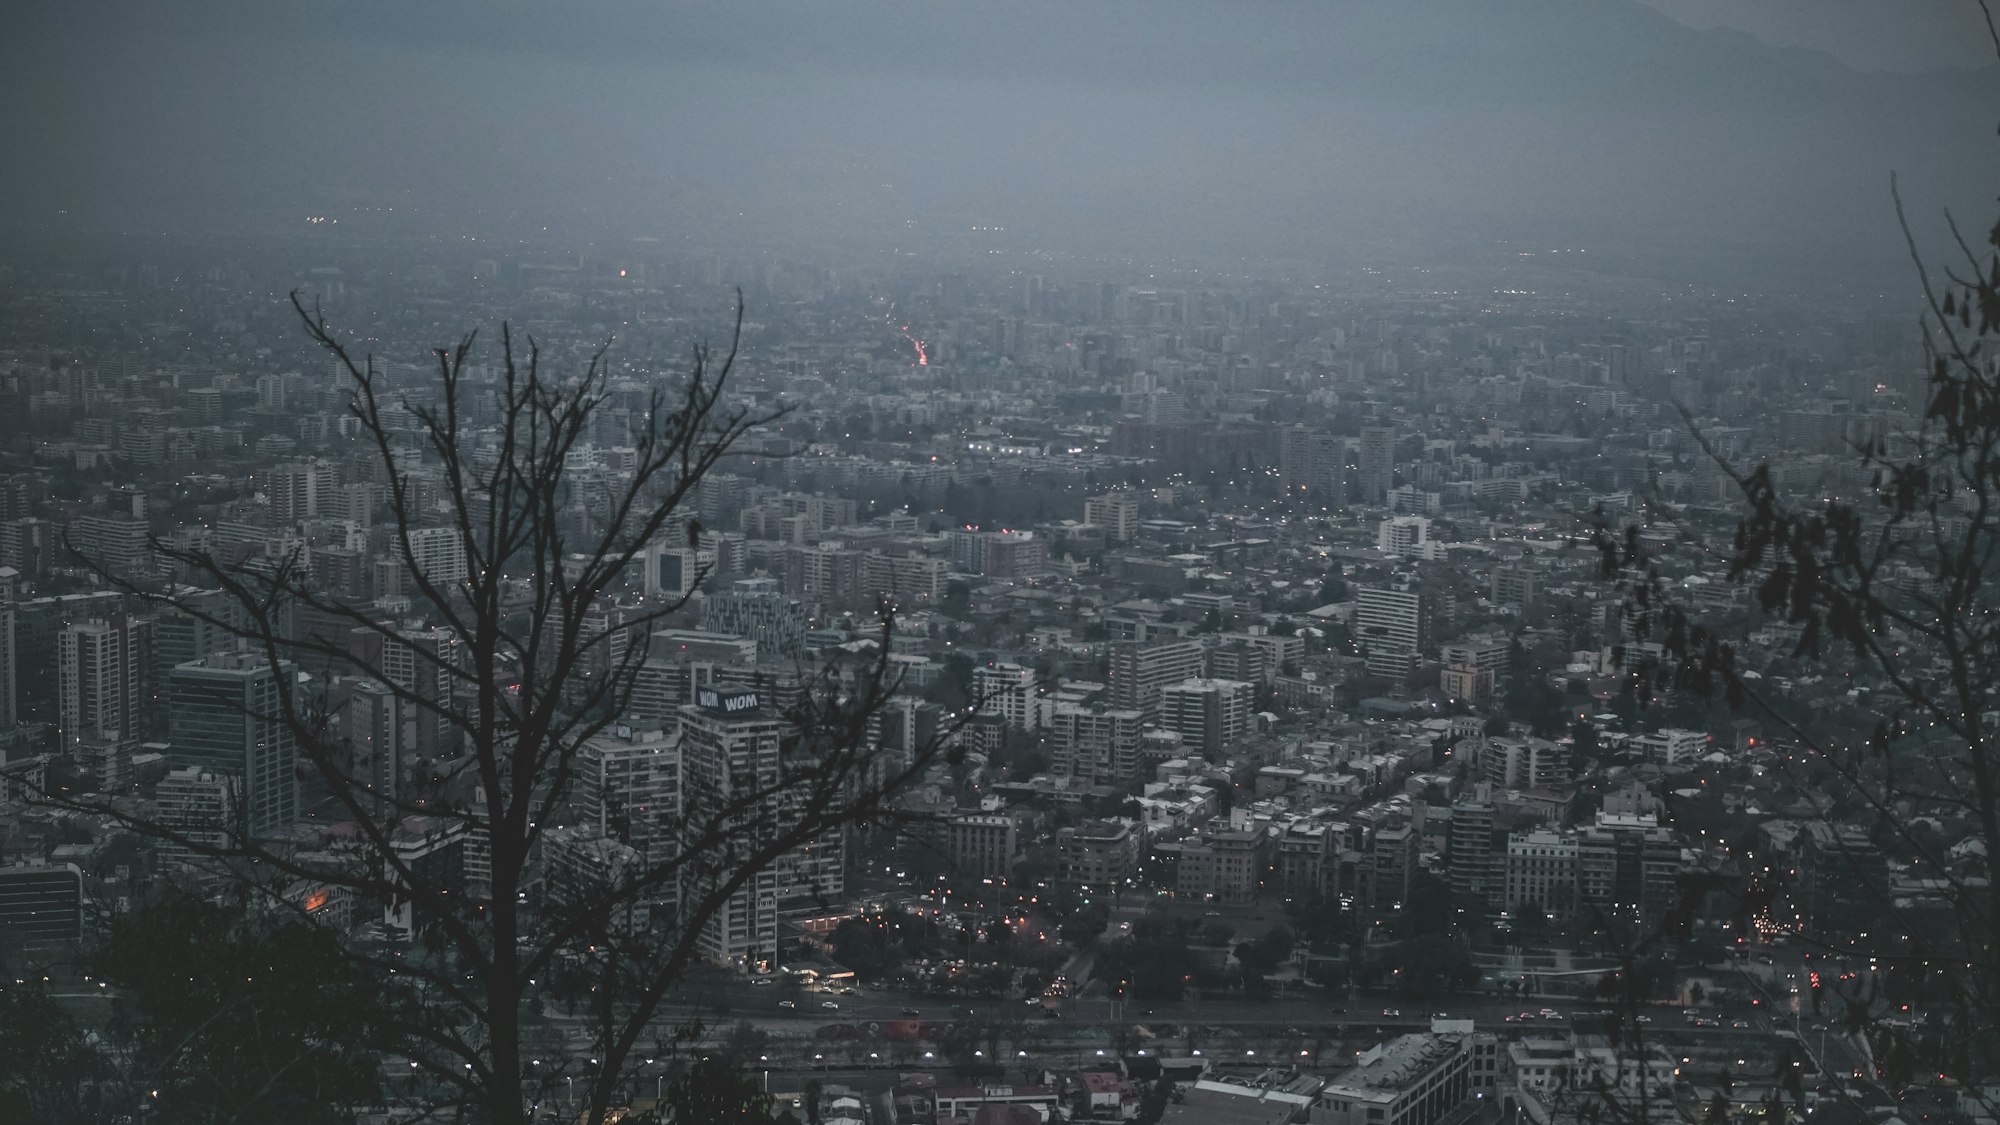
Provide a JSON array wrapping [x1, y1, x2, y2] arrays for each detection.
[[4, 2, 1998, 1124], [0, 227, 1973, 1124]]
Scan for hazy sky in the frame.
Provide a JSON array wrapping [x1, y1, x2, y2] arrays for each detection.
[[3, 1, 1994, 283], [1641, 0, 1996, 72]]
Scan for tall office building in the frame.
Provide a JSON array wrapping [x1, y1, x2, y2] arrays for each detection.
[[699, 579, 807, 661], [151, 591, 246, 706], [679, 686, 837, 968], [647, 544, 714, 599], [168, 652, 299, 838], [58, 616, 149, 791], [1109, 638, 1205, 717], [1355, 581, 1429, 678], [1359, 425, 1397, 505]]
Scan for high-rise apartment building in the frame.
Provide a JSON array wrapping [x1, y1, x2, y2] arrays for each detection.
[[1109, 638, 1204, 717], [71, 514, 152, 578], [263, 460, 336, 525], [858, 551, 948, 609], [1481, 735, 1571, 790], [167, 652, 298, 838], [679, 687, 838, 969], [369, 625, 463, 761], [1576, 812, 1683, 921], [1369, 823, 1417, 911], [1358, 425, 1398, 504], [1491, 566, 1539, 611], [949, 529, 1048, 581], [1356, 581, 1429, 678], [340, 679, 403, 818], [1047, 704, 1145, 788], [577, 723, 683, 914], [154, 766, 237, 871], [58, 615, 149, 791], [1082, 491, 1140, 541], [404, 526, 468, 584], [1279, 426, 1349, 499], [1157, 677, 1254, 756], [973, 662, 1039, 730], [1376, 515, 1436, 559], [1447, 801, 1502, 910], [0, 603, 15, 729]]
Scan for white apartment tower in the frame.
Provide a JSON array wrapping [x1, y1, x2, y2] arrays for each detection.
[[974, 662, 1039, 731], [1356, 581, 1428, 678], [679, 687, 841, 969]]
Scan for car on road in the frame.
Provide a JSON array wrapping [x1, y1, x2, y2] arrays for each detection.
[[901, 1008, 921, 1017], [750, 978, 774, 987], [778, 1000, 796, 1009], [820, 1001, 840, 1010], [1382, 1009, 1400, 1017]]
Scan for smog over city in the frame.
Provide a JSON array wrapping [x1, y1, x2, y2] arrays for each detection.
[[0, 3, 1997, 1124]]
